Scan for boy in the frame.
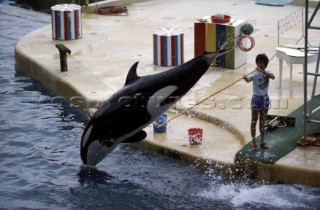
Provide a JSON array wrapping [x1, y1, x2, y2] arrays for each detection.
[[243, 54, 275, 151]]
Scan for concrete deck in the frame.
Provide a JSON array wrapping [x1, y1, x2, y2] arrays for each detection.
[[14, 0, 320, 186]]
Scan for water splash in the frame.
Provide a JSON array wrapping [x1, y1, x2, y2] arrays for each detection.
[[198, 182, 320, 209]]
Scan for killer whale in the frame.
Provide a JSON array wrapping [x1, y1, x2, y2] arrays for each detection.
[[80, 49, 232, 166]]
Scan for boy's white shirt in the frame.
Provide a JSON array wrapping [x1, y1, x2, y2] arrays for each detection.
[[249, 69, 272, 96]]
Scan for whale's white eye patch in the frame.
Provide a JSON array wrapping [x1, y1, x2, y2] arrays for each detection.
[[147, 85, 177, 116]]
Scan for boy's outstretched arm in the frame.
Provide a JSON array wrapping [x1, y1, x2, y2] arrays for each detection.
[[243, 75, 253, 83]]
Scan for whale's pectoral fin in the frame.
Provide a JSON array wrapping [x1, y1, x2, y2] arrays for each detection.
[[99, 132, 115, 147], [122, 130, 147, 143]]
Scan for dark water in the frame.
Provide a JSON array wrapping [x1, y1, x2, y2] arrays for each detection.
[[1, 3, 320, 210]]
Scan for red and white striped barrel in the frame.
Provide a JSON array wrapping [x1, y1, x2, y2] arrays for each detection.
[[51, 4, 82, 40], [153, 28, 184, 67]]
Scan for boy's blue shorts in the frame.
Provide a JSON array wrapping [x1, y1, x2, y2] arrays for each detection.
[[251, 94, 270, 110]]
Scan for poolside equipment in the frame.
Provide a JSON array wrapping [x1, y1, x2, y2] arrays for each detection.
[[55, 44, 71, 72], [236, 23, 256, 52], [96, 6, 128, 15], [194, 16, 248, 69], [297, 132, 320, 146], [153, 114, 168, 133], [51, 4, 82, 40], [211, 14, 231, 23], [256, 0, 293, 6], [241, 23, 254, 35], [188, 128, 203, 145], [237, 34, 255, 52], [265, 114, 295, 132], [153, 28, 184, 66]]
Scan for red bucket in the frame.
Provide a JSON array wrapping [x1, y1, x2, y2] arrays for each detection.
[[188, 128, 203, 145]]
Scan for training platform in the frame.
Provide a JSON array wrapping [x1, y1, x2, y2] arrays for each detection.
[[14, 0, 320, 186], [235, 95, 320, 185]]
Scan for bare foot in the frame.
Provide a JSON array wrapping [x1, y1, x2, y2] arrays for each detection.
[[252, 141, 258, 151], [260, 142, 269, 149]]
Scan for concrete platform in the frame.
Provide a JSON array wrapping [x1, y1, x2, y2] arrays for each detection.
[[14, 0, 320, 186]]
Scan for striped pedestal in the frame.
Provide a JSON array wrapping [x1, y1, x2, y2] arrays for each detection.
[[51, 4, 82, 40], [194, 18, 247, 69], [153, 28, 184, 67]]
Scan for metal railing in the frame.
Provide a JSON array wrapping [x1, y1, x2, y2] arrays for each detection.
[[303, 0, 320, 140]]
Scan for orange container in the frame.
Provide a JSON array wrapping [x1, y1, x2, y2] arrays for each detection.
[[188, 128, 203, 145]]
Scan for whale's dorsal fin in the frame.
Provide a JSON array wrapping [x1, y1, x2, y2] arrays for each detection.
[[124, 62, 140, 86]]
